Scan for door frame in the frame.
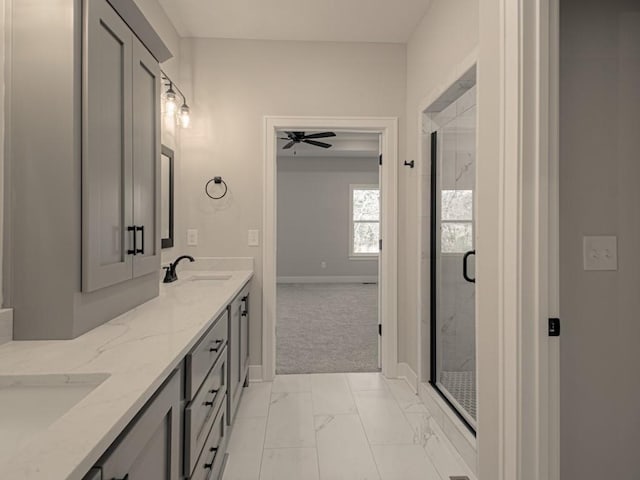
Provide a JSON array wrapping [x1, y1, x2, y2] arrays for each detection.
[[262, 116, 399, 381], [475, 0, 560, 478]]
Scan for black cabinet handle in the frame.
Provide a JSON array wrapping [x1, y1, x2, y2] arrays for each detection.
[[204, 448, 218, 469], [127, 226, 137, 255], [241, 296, 248, 302], [136, 225, 144, 255], [241, 310, 248, 317], [209, 339, 223, 352], [463, 250, 476, 283], [204, 400, 214, 406]]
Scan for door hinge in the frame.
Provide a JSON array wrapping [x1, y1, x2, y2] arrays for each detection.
[[379, 154, 383, 166], [378, 324, 382, 336], [548, 318, 560, 337], [379, 239, 382, 251]]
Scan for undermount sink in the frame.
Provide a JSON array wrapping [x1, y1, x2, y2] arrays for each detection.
[[0, 373, 109, 463], [188, 274, 232, 281]]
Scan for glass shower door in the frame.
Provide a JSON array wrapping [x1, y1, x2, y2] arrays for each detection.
[[430, 87, 477, 431]]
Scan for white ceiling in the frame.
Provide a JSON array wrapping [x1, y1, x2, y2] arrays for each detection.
[[277, 131, 379, 158], [158, 0, 431, 43]]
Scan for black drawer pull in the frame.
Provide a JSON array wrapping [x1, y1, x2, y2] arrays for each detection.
[[209, 389, 219, 394], [204, 400, 214, 407], [241, 296, 248, 302], [209, 340, 224, 352], [241, 310, 248, 317]]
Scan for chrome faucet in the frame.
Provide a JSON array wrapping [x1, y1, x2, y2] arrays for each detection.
[[163, 255, 195, 283]]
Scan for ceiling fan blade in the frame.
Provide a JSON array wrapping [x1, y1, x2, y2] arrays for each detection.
[[303, 139, 332, 148], [303, 132, 336, 139], [282, 141, 296, 149]]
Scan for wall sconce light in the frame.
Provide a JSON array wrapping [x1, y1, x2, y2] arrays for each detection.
[[164, 82, 178, 116], [178, 103, 191, 128], [161, 71, 191, 128]]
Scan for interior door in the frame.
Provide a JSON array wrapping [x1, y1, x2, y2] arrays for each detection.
[[82, 0, 134, 292], [132, 36, 162, 278]]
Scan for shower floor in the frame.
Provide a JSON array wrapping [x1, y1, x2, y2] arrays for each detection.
[[440, 370, 476, 421]]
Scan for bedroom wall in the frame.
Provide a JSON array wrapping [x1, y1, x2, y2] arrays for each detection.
[[277, 156, 379, 280]]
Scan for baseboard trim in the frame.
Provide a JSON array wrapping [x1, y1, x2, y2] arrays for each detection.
[[248, 365, 263, 382], [276, 275, 378, 284], [396, 362, 418, 392], [0, 309, 13, 346]]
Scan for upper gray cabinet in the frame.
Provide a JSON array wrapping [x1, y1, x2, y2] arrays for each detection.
[[6, 0, 171, 339], [82, 0, 161, 292]]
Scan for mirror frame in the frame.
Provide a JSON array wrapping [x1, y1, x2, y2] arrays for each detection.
[[161, 145, 175, 249]]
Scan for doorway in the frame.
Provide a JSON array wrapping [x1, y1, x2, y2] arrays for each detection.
[[263, 116, 398, 382], [275, 132, 381, 374]]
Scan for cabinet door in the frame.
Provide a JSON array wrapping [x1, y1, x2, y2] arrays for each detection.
[[240, 292, 249, 384], [227, 304, 240, 424], [131, 37, 162, 278], [82, 0, 134, 292], [97, 370, 181, 480]]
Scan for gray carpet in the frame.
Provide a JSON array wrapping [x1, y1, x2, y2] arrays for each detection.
[[276, 283, 379, 374]]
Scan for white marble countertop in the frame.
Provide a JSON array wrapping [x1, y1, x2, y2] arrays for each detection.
[[0, 268, 253, 480]]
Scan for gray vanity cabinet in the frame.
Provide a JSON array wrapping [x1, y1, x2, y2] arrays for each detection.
[[82, 0, 161, 293], [93, 369, 182, 480]]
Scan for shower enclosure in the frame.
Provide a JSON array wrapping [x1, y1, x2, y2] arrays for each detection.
[[427, 81, 477, 431]]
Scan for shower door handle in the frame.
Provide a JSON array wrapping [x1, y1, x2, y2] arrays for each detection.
[[463, 250, 476, 283]]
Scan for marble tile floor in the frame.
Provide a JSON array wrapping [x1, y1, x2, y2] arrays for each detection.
[[223, 373, 475, 480]]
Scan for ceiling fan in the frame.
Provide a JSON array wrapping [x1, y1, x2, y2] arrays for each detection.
[[280, 131, 336, 150]]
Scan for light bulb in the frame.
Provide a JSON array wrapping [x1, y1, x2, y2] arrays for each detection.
[[179, 103, 191, 128], [164, 85, 177, 116]]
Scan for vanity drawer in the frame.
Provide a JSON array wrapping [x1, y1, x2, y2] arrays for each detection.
[[189, 398, 228, 480], [185, 348, 227, 476], [186, 310, 229, 400]]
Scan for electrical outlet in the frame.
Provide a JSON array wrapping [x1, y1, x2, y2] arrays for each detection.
[[187, 229, 198, 246], [583, 235, 617, 271], [248, 229, 259, 247]]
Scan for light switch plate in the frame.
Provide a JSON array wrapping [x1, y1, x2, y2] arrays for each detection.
[[583, 235, 617, 271], [248, 229, 259, 247], [187, 229, 198, 246]]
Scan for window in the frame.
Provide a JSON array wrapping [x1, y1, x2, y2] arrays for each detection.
[[441, 189, 473, 253], [350, 185, 380, 257]]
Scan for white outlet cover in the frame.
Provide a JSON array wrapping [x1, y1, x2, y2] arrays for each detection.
[[583, 235, 617, 271], [187, 229, 198, 246], [248, 229, 259, 247]]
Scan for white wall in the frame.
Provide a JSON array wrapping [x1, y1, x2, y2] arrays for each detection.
[[133, 0, 183, 263], [404, 0, 478, 375], [277, 156, 379, 279], [178, 38, 406, 365], [560, 0, 640, 477], [0, 0, 5, 308]]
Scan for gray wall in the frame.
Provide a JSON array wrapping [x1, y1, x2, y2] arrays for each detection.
[[560, 1, 640, 478], [277, 156, 378, 278]]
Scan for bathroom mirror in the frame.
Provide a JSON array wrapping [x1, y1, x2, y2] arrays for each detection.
[[160, 145, 174, 249]]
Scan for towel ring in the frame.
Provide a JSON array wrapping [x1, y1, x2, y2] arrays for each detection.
[[205, 177, 228, 200]]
